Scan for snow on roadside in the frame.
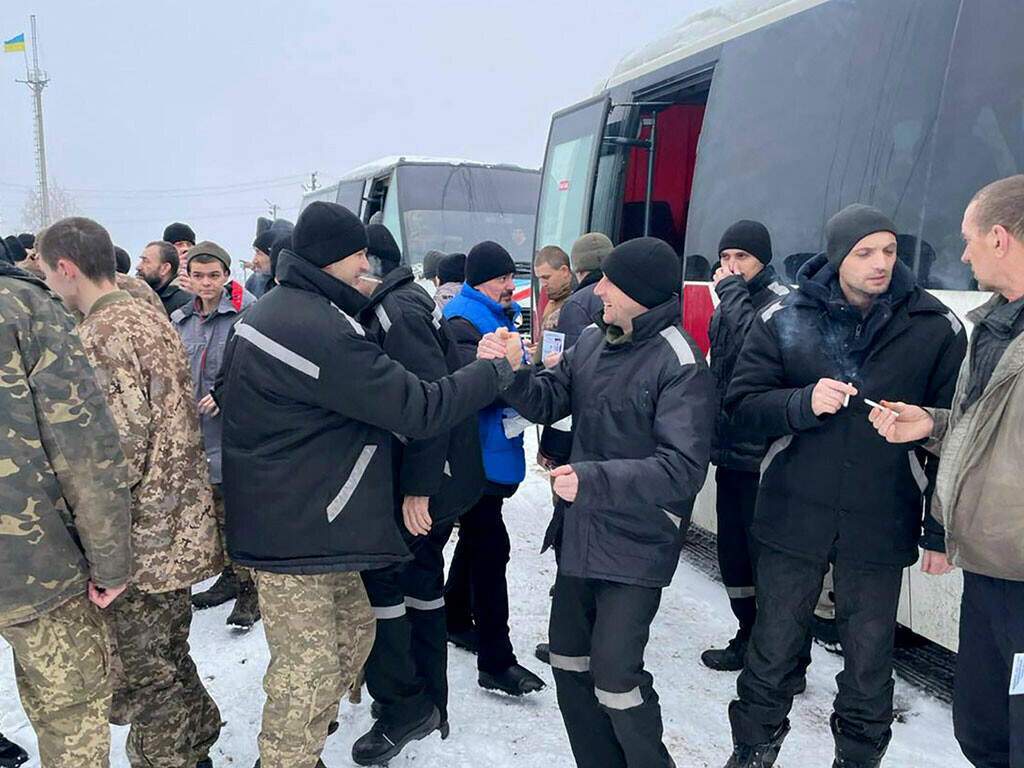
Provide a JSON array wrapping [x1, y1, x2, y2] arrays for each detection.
[[1, 452, 969, 767]]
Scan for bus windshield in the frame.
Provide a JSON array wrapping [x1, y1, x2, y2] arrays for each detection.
[[395, 164, 539, 267]]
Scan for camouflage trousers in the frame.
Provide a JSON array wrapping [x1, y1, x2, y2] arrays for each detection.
[[256, 570, 376, 768], [1, 593, 113, 768], [212, 484, 252, 583], [107, 587, 221, 767]]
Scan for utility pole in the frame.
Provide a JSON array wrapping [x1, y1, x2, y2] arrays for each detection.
[[264, 199, 279, 219], [16, 16, 50, 226], [301, 171, 319, 193]]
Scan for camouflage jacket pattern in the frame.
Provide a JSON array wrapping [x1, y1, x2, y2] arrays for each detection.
[[0, 264, 133, 628], [116, 272, 167, 316], [79, 290, 222, 593]]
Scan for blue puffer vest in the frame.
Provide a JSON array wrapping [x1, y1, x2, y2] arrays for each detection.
[[443, 283, 526, 485]]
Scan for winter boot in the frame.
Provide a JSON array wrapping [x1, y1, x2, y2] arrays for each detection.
[[812, 615, 843, 654], [351, 706, 441, 766], [701, 632, 749, 671], [0, 733, 28, 768], [192, 568, 239, 610], [253, 761, 325, 768], [722, 721, 789, 768], [831, 713, 889, 768], [446, 628, 479, 654], [478, 663, 546, 696], [196, 760, 212, 768], [535, 642, 550, 664], [227, 578, 261, 628]]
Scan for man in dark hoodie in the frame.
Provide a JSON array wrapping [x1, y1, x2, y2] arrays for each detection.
[[721, 205, 967, 768], [215, 202, 520, 768], [492, 236, 713, 768], [702, 220, 792, 672], [350, 225, 486, 764]]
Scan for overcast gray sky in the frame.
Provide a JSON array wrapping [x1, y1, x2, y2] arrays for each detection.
[[0, 1, 710, 276]]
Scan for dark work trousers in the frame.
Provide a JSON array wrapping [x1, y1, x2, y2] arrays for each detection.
[[442, 495, 517, 674], [729, 544, 903, 764], [715, 467, 760, 636], [549, 572, 672, 768], [953, 571, 1024, 768], [363, 522, 454, 726]]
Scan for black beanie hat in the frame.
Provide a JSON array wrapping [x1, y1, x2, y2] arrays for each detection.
[[17, 232, 35, 250], [114, 246, 131, 274], [292, 202, 368, 268], [466, 241, 515, 287], [4, 235, 27, 262], [422, 249, 446, 281], [163, 222, 196, 245], [602, 237, 681, 309], [438, 252, 466, 285], [269, 232, 291, 282], [719, 220, 773, 264], [253, 229, 278, 255], [367, 224, 402, 270], [825, 204, 896, 270]]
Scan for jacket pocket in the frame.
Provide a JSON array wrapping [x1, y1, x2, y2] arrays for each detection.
[[326, 444, 377, 523]]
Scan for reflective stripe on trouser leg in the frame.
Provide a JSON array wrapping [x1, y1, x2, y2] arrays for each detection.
[[404, 596, 445, 611], [595, 685, 645, 710], [727, 586, 756, 599], [372, 603, 407, 620], [549, 653, 591, 673]]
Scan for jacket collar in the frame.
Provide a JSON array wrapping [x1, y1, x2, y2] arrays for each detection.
[[595, 297, 681, 345], [577, 269, 602, 291], [276, 250, 368, 317], [746, 264, 784, 297], [177, 280, 248, 320], [86, 289, 132, 318], [363, 266, 415, 314], [457, 282, 522, 321]]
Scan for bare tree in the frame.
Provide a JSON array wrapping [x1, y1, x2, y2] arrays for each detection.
[[20, 181, 78, 231]]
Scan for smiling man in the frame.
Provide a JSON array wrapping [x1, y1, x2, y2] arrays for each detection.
[[171, 242, 259, 628], [489, 236, 713, 768], [720, 204, 967, 768]]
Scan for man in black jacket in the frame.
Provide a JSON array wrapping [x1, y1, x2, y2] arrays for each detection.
[[490, 237, 713, 768], [136, 240, 192, 314], [216, 202, 519, 768], [702, 220, 791, 671], [721, 205, 967, 768], [348, 225, 486, 764]]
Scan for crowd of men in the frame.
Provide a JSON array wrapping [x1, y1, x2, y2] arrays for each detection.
[[1, 173, 1022, 768]]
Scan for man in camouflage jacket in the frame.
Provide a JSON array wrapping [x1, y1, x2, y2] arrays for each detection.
[[38, 218, 224, 768], [0, 258, 133, 768]]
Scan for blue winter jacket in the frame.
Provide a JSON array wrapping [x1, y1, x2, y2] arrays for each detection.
[[443, 283, 526, 486]]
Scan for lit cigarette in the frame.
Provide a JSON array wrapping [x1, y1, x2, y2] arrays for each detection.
[[863, 397, 892, 412], [844, 382, 853, 408], [359, 275, 382, 284]]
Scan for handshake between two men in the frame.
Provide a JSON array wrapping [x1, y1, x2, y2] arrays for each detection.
[[474, 328, 580, 503]]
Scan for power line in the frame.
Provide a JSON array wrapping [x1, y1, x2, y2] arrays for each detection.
[[0, 174, 307, 199]]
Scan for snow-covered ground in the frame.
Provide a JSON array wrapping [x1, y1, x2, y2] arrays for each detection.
[[1, 447, 970, 768]]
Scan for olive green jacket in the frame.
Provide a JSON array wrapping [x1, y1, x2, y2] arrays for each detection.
[[927, 294, 1024, 580]]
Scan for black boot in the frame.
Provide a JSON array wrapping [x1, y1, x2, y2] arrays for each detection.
[[351, 707, 441, 766], [192, 568, 239, 610], [0, 733, 28, 768], [831, 713, 889, 768], [447, 628, 479, 654], [253, 760, 325, 768], [227, 578, 261, 628], [722, 721, 789, 768], [196, 760, 212, 768], [812, 615, 843, 654], [701, 632, 749, 672], [535, 642, 550, 664], [478, 664, 545, 696]]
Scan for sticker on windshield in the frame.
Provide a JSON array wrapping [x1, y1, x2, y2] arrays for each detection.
[[558, 179, 570, 191]]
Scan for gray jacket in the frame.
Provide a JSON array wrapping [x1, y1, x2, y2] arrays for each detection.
[[926, 294, 1024, 580], [172, 282, 256, 484]]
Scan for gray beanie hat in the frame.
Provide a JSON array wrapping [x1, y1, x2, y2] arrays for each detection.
[[570, 232, 614, 273], [825, 204, 896, 270]]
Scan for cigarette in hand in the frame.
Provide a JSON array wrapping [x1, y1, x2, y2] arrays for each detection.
[[863, 397, 893, 413], [844, 382, 853, 408]]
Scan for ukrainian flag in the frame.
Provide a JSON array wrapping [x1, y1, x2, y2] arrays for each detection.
[[4, 33, 25, 53]]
